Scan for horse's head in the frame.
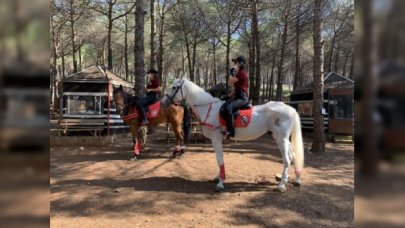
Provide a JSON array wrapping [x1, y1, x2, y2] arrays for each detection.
[[112, 84, 126, 116], [162, 79, 186, 107]]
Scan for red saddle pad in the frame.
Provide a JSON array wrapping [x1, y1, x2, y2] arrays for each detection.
[[122, 102, 161, 121], [219, 108, 253, 128]]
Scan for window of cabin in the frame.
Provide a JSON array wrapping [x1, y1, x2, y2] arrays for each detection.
[[329, 95, 353, 119], [65, 96, 104, 115]]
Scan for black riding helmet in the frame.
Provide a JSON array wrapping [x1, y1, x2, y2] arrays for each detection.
[[146, 69, 158, 74], [231, 56, 246, 65]]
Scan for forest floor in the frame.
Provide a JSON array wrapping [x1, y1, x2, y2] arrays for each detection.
[[51, 133, 354, 227]]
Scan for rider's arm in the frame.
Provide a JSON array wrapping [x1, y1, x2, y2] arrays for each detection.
[[228, 75, 239, 84], [147, 86, 161, 92], [227, 84, 235, 97]]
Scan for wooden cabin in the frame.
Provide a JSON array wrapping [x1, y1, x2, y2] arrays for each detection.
[[289, 72, 354, 137], [0, 63, 49, 151], [59, 66, 133, 135]]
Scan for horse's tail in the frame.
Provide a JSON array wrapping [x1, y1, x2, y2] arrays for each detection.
[[182, 105, 192, 144], [291, 111, 304, 172]]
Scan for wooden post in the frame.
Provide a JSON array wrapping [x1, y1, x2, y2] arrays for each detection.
[[99, 66, 110, 136]]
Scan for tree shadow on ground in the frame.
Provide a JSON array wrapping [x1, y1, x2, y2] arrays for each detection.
[[52, 176, 275, 195], [51, 176, 276, 218], [51, 135, 354, 225], [226, 182, 354, 227]]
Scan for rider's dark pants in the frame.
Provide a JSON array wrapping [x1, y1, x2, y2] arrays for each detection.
[[137, 93, 158, 121], [220, 91, 249, 137]]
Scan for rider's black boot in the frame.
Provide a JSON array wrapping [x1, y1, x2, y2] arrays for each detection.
[[226, 115, 235, 138], [138, 107, 149, 125]]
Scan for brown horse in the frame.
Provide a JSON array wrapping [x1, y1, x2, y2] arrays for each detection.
[[112, 85, 190, 160]]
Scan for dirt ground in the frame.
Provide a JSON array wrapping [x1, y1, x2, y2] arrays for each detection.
[[51, 133, 354, 227]]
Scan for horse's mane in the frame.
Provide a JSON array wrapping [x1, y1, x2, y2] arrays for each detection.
[[181, 79, 222, 104]]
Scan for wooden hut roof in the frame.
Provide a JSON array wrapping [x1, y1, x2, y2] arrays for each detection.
[[63, 66, 133, 87], [292, 72, 354, 94]]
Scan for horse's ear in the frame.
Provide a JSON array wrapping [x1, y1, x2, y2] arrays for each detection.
[[112, 84, 116, 90], [119, 85, 123, 90]]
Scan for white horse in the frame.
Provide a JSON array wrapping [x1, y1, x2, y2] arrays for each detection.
[[162, 79, 304, 192]]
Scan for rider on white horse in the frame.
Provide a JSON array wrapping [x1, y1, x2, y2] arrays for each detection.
[[220, 56, 250, 139], [162, 78, 304, 193]]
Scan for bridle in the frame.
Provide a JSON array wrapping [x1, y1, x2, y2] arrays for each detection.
[[165, 79, 223, 107], [165, 80, 185, 105], [113, 88, 136, 116], [165, 80, 224, 129]]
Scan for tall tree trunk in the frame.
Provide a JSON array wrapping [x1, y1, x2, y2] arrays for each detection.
[[326, 35, 336, 73], [311, 0, 326, 154], [78, 42, 82, 71], [191, 35, 198, 82], [261, 67, 266, 102], [107, 4, 113, 70], [135, 0, 145, 94], [70, 0, 77, 73], [102, 36, 107, 69], [196, 65, 201, 86], [184, 36, 193, 81], [150, 0, 157, 69], [349, 51, 354, 79], [359, 0, 378, 176], [124, 14, 129, 80], [342, 50, 350, 76], [213, 41, 217, 85], [181, 43, 186, 77], [269, 65, 275, 100], [14, 0, 23, 61], [293, 0, 302, 90], [333, 44, 340, 72], [253, 0, 261, 105], [225, 21, 231, 89], [276, 1, 291, 101], [204, 52, 210, 89], [51, 20, 58, 110], [248, 38, 255, 101], [158, 11, 165, 84], [264, 67, 270, 101], [61, 51, 66, 78]]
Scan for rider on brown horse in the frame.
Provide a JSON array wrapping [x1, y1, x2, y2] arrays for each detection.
[[137, 69, 161, 125]]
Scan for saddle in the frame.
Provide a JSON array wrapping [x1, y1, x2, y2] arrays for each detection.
[[122, 101, 161, 121], [219, 103, 253, 128]]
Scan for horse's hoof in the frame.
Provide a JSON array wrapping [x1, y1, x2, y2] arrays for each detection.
[[171, 151, 179, 158], [213, 177, 220, 183], [176, 152, 184, 159], [130, 155, 138, 161], [215, 185, 224, 193], [171, 151, 184, 159], [276, 185, 287, 193], [292, 181, 301, 187], [275, 174, 282, 182]]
